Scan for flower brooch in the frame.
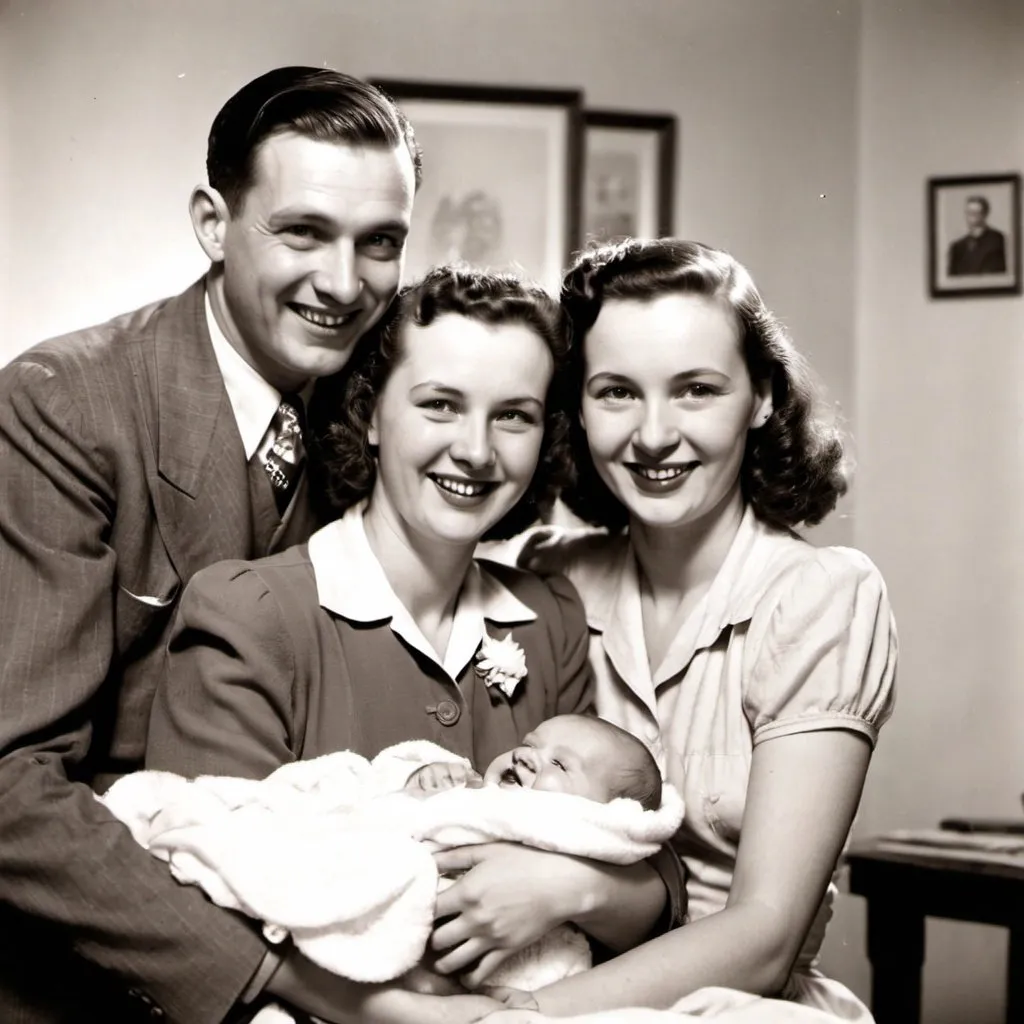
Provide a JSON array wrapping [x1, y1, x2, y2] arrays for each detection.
[[475, 632, 527, 699]]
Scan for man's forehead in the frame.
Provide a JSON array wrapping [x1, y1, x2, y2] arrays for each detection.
[[248, 132, 415, 195]]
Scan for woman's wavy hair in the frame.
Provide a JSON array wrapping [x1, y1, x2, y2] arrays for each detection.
[[308, 265, 572, 541], [558, 238, 847, 533]]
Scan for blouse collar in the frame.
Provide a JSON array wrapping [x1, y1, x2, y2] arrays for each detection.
[[573, 506, 805, 691], [308, 503, 536, 681]]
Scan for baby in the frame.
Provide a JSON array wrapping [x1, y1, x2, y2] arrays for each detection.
[[404, 713, 663, 811], [404, 714, 665, 1011], [101, 715, 682, 1022]]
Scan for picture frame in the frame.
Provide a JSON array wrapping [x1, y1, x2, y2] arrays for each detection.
[[582, 110, 677, 245], [371, 79, 583, 292], [928, 173, 1021, 298]]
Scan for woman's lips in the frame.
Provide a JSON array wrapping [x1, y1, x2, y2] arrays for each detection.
[[626, 461, 697, 493], [429, 474, 498, 506]]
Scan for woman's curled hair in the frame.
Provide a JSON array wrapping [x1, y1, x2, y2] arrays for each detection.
[[558, 238, 848, 533], [308, 265, 572, 541]]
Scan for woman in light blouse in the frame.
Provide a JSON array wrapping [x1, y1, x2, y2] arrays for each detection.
[[437, 240, 897, 1021]]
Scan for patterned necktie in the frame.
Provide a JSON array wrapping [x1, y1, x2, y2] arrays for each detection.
[[255, 393, 306, 514]]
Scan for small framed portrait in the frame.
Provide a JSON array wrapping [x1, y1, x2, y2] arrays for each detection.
[[581, 110, 677, 245], [370, 79, 583, 293], [928, 173, 1021, 298]]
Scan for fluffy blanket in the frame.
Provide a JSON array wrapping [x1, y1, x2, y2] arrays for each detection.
[[101, 741, 685, 989]]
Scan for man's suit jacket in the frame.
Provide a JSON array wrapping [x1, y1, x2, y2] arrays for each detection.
[[0, 280, 325, 1023], [947, 226, 1007, 276]]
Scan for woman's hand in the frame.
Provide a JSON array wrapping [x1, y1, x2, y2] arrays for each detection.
[[479, 986, 540, 1011], [359, 991, 505, 1024], [266, 948, 502, 1024], [433, 841, 669, 986], [431, 843, 579, 984]]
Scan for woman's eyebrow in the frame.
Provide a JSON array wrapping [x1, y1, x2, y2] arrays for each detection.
[[496, 395, 545, 409], [671, 368, 730, 380], [410, 382, 463, 397]]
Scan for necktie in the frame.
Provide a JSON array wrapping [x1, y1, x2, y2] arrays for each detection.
[[255, 393, 306, 514]]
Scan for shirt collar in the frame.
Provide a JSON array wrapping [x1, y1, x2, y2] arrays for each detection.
[[205, 290, 282, 460], [580, 506, 799, 630], [308, 503, 537, 680], [573, 506, 803, 692]]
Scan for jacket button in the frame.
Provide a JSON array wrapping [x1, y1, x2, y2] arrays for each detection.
[[433, 700, 461, 726]]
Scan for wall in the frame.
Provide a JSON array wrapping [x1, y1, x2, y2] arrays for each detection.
[[834, 1, 1024, 1020], [0, 0, 859, 537], [2, 0, 930, 1003]]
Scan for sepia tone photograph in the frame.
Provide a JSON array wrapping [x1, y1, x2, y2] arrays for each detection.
[[0, 3, 1022, 1024]]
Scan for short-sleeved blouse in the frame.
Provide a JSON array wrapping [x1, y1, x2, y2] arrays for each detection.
[[529, 507, 897, 1011], [147, 505, 594, 780]]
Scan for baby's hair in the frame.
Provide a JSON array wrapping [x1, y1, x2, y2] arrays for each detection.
[[591, 717, 663, 812], [613, 761, 663, 813]]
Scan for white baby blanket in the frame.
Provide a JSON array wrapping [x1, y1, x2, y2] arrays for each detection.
[[101, 741, 685, 988]]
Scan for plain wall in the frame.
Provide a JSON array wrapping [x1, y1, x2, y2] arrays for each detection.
[[832, 1, 1024, 1020], [1, 0, 859, 543]]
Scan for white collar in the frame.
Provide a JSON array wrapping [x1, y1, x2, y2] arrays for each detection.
[[205, 289, 283, 459], [308, 503, 537, 680]]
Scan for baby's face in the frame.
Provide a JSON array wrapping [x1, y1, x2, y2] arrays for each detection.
[[483, 716, 621, 803]]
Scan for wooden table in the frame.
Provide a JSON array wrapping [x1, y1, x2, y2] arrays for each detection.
[[846, 839, 1024, 1023]]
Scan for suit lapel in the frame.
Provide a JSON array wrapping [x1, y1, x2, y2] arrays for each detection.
[[149, 278, 254, 582]]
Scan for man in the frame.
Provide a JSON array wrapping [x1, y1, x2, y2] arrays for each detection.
[[947, 194, 1007, 275], [0, 67, 420, 1022]]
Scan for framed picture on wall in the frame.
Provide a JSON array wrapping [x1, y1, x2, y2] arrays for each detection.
[[928, 173, 1021, 298], [581, 110, 676, 245], [370, 79, 583, 292]]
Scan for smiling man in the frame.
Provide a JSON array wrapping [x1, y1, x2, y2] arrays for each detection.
[[0, 67, 419, 1023]]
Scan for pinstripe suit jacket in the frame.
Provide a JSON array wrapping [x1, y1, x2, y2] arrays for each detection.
[[0, 279, 323, 1023]]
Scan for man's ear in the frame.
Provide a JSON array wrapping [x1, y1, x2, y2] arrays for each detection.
[[189, 185, 231, 264]]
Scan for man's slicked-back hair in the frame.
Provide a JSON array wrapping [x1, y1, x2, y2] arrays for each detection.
[[207, 66, 422, 213]]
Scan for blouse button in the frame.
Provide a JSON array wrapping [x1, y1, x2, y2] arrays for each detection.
[[708, 793, 721, 804], [431, 700, 461, 726]]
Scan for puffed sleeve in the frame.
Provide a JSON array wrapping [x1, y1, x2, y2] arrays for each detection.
[[542, 570, 595, 719], [146, 560, 297, 780], [742, 547, 897, 747]]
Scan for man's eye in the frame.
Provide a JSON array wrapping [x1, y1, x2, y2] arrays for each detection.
[[552, 759, 566, 771], [282, 225, 319, 243], [363, 234, 404, 259]]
